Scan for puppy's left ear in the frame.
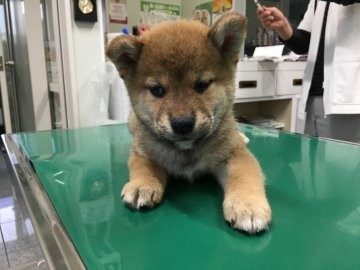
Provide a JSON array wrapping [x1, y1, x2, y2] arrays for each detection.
[[209, 12, 247, 62]]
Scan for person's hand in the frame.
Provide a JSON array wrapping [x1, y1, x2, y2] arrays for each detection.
[[256, 6, 293, 41]]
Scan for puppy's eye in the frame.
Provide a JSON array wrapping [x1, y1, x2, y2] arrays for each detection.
[[149, 85, 166, 98], [194, 80, 213, 93]]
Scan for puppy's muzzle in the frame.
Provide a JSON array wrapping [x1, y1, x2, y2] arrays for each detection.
[[170, 116, 195, 135]]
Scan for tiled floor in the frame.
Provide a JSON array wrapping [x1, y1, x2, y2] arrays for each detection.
[[0, 147, 46, 269]]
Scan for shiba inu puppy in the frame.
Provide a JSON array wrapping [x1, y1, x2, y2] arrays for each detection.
[[107, 13, 271, 234]]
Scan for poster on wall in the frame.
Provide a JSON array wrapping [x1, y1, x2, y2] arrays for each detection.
[[140, 1, 180, 27], [109, 0, 128, 24], [193, 2, 212, 26], [212, 0, 233, 23]]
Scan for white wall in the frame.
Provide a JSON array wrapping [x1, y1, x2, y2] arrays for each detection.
[[71, 2, 105, 89], [106, 0, 181, 34], [57, 0, 105, 128], [181, 0, 201, 19], [107, 0, 246, 33]]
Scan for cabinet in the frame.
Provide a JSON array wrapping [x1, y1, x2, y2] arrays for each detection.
[[276, 62, 305, 96], [233, 61, 306, 133], [235, 62, 275, 98]]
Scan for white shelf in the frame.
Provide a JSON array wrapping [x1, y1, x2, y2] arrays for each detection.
[[234, 61, 306, 133]]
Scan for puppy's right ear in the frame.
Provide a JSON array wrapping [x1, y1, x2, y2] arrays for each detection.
[[106, 35, 143, 78]]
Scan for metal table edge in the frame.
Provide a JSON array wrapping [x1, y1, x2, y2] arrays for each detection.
[[1, 133, 86, 270]]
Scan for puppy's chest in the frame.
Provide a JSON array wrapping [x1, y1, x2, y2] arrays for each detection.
[[148, 144, 221, 178]]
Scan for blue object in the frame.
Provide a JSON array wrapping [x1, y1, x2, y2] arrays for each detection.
[[122, 27, 129, 35]]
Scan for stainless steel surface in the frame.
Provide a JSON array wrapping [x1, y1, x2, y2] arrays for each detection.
[[4, 60, 14, 67], [2, 134, 86, 270], [7, 0, 37, 131], [1, 0, 20, 132], [41, 0, 68, 129]]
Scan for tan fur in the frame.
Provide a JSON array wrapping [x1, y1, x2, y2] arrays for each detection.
[[107, 13, 271, 234]]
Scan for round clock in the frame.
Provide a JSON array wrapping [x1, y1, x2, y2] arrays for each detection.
[[78, 0, 94, 14]]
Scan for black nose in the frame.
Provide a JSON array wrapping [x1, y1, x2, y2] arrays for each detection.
[[170, 116, 195, 135]]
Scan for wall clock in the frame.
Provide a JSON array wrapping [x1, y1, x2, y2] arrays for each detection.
[[74, 0, 97, 22]]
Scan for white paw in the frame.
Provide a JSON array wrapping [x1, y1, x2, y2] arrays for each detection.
[[121, 181, 164, 209], [239, 132, 250, 144], [223, 195, 271, 234]]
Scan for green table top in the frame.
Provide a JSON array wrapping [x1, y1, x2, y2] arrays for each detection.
[[14, 124, 360, 270]]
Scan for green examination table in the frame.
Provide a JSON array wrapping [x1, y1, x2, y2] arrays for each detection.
[[3, 124, 360, 270]]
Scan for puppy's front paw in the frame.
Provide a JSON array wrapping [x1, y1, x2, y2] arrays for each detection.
[[121, 180, 164, 209], [223, 194, 271, 234]]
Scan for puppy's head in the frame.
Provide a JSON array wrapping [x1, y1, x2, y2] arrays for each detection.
[[107, 13, 247, 150]]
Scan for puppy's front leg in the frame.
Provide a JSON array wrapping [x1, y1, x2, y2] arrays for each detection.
[[121, 153, 167, 209], [222, 147, 271, 234]]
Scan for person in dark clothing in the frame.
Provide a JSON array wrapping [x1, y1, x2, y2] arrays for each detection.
[[257, 0, 360, 143]]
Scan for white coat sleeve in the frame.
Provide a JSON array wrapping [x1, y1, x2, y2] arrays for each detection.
[[298, 0, 316, 32]]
